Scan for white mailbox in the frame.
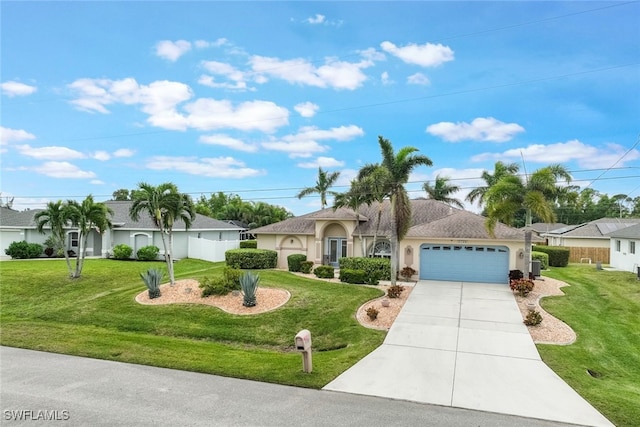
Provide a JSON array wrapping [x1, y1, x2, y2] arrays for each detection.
[[295, 329, 312, 351]]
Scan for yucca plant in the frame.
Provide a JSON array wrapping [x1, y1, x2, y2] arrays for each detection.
[[140, 268, 164, 299], [240, 271, 260, 307]]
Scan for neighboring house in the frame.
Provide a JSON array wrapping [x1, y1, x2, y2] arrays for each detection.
[[542, 218, 640, 264], [607, 223, 640, 274], [252, 199, 542, 284], [0, 202, 243, 261], [527, 223, 567, 245]]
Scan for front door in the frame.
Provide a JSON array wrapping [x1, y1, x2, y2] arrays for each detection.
[[328, 238, 347, 266]]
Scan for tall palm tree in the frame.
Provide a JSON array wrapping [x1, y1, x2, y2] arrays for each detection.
[[129, 182, 195, 285], [35, 200, 74, 277], [484, 164, 571, 278], [296, 167, 341, 209], [357, 165, 391, 257], [423, 175, 464, 208], [333, 178, 371, 256], [66, 195, 113, 278], [466, 161, 520, 207], [359, 136, 433, 284]]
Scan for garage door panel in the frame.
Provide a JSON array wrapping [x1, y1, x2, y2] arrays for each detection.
[[420, 245, 508, 284]]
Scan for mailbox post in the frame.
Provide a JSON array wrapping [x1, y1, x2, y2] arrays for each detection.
[[294, 329, 312, 373]]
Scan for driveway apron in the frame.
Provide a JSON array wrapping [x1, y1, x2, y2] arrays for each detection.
[[323, 280, 613, 427]]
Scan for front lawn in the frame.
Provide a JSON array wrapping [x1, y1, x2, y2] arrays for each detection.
[[0, 259, 385, 388], [540, 264, 640, 427]]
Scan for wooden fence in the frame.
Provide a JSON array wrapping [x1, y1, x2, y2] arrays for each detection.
[[568, 247, 610, 264]]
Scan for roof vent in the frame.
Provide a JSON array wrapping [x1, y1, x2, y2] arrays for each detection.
[[448, 207, 453, 215]]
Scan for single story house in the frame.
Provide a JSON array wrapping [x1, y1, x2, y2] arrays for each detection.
[[542, 218, 640, 264], [251, 199, 541, 284], [607, 223, 640, 274], [527, 222, 567, 245], [0, 201, 243, 261]]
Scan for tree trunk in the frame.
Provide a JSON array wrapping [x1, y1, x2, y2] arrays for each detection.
[[167, 230, 175, 285], [389, 207, 398, 286], [158, 229, 173, 285], [523, 209, 532, 278]]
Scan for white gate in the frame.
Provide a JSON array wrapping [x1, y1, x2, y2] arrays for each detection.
[[188, 237, 240, 263]]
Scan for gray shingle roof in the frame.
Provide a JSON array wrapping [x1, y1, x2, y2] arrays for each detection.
[[252, 199, 534, 241], [0, 207, 43, 228], [528, 223, 568, 233], [607, 223, 640, 239], [543, 217, 640, 238]]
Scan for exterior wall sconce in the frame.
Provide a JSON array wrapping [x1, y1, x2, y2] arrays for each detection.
[[406, 247, 412, 255]]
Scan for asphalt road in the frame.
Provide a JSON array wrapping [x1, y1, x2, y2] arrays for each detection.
[[1, 346, 574, 427]]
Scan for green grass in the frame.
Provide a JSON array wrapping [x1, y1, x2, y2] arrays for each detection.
[[0, 258, 385, 388], [540, 264, 640, 427]]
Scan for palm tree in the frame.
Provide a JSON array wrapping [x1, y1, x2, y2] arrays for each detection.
[[296, 167, 341, 209], [359, 136, 433, 284], [484, 164, 571, 278], [129, 182, 195, 285], [333, 178, 371, 256], [35, 200, 74, 277], [66, 195, 113, 278], [357, 165, 390, 257], [423, 175, 464, 208], [466, 161, 520, 207]]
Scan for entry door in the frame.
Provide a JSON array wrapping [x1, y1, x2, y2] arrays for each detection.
[[328, 238, 347, 265]]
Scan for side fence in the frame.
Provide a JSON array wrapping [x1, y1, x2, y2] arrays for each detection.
[[188, 237, 239, 263], [568, 247, 610, 264]]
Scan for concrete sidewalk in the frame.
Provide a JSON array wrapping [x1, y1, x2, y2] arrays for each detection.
[[324, 280, 613, 427]]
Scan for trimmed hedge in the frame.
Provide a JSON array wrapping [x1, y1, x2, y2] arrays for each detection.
[[136, 245, 159, 261], [240, 240, 257, 249], [287, 254, 307, 272], [532, 245, 570, 267], [300, 261, 314, 274], [531, 251, 549, 270], [339, 257, 391, 281], [113, 244, 133, 260], [314, 265, 335, 279], [339, 268, 367, 284], [225, 249, 277, 269], [5, 241, 43, 259]]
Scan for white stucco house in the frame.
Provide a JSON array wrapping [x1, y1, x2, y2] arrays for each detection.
[[251, 199, 540, 284], [1, 201, 243, 261], [607, 223, 640, 275]]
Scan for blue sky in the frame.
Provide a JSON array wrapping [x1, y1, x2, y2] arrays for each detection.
[[1, 1, 639, 216]]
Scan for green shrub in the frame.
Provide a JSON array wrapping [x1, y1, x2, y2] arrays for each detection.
[[531, 251, 549, 270], [532, 245, 570, 267], [366, 272, 381, 286], [140, 268, 163, 299], [339, 257, 391, 281], [300, 261, 314, 274], [136, 245, 159, 261], [225, 249, 277, 269], [287, 254, 307, 272], [240, 271, 260, 307], [339, 268, 367, 284], [199, 277, 231, 297], [314, 265, 335, 279], [5, 241, 43, 259], [223, 266, 242, 291], [43, 235, 64, 257], [524, 310, 543, 326], [240, 240, 257, 249], [113, 244, 133, 260]]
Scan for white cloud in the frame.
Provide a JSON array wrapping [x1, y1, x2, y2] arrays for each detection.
[[33, 161, 96, 179], [1, 81, 37, 97], [407, 72, 430, 85], [262, 125, 364, 158], [381, 72, 393, 85], [297, 156, 345, 168], [155, 40, 191, 61], [359, 48, 386, 62], [184, 99, 289, 133], [93, 151, 111, 161], [113, 148, 135, 157], [307, 14, 325, 24], [90, 179, 105, 185], [294, 102, 319, 118], [198, 60, 250, 91], [427, 117, 525, 143], [250, 55, 373, 90], [0, 127, 36, 144], [380, 41, 454, 67], [471, 139, 640, 169], [199, 134, 258, 152], [15, 144, 85, 160], [146, 156, 263, 178]]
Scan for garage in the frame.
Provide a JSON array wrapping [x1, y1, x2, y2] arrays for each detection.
[[419, 244, 509, 284]]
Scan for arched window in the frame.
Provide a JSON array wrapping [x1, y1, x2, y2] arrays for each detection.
[[369, 240, 391, 258]]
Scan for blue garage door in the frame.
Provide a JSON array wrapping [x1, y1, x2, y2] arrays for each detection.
[[420, 244, 509, 284]]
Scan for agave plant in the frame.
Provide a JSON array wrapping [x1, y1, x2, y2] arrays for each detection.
[[140, 268, 164, 299], [240, 271, 260, 307]]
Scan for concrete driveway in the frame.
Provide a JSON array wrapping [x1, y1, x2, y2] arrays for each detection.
[[324, 280, 613, 427]]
